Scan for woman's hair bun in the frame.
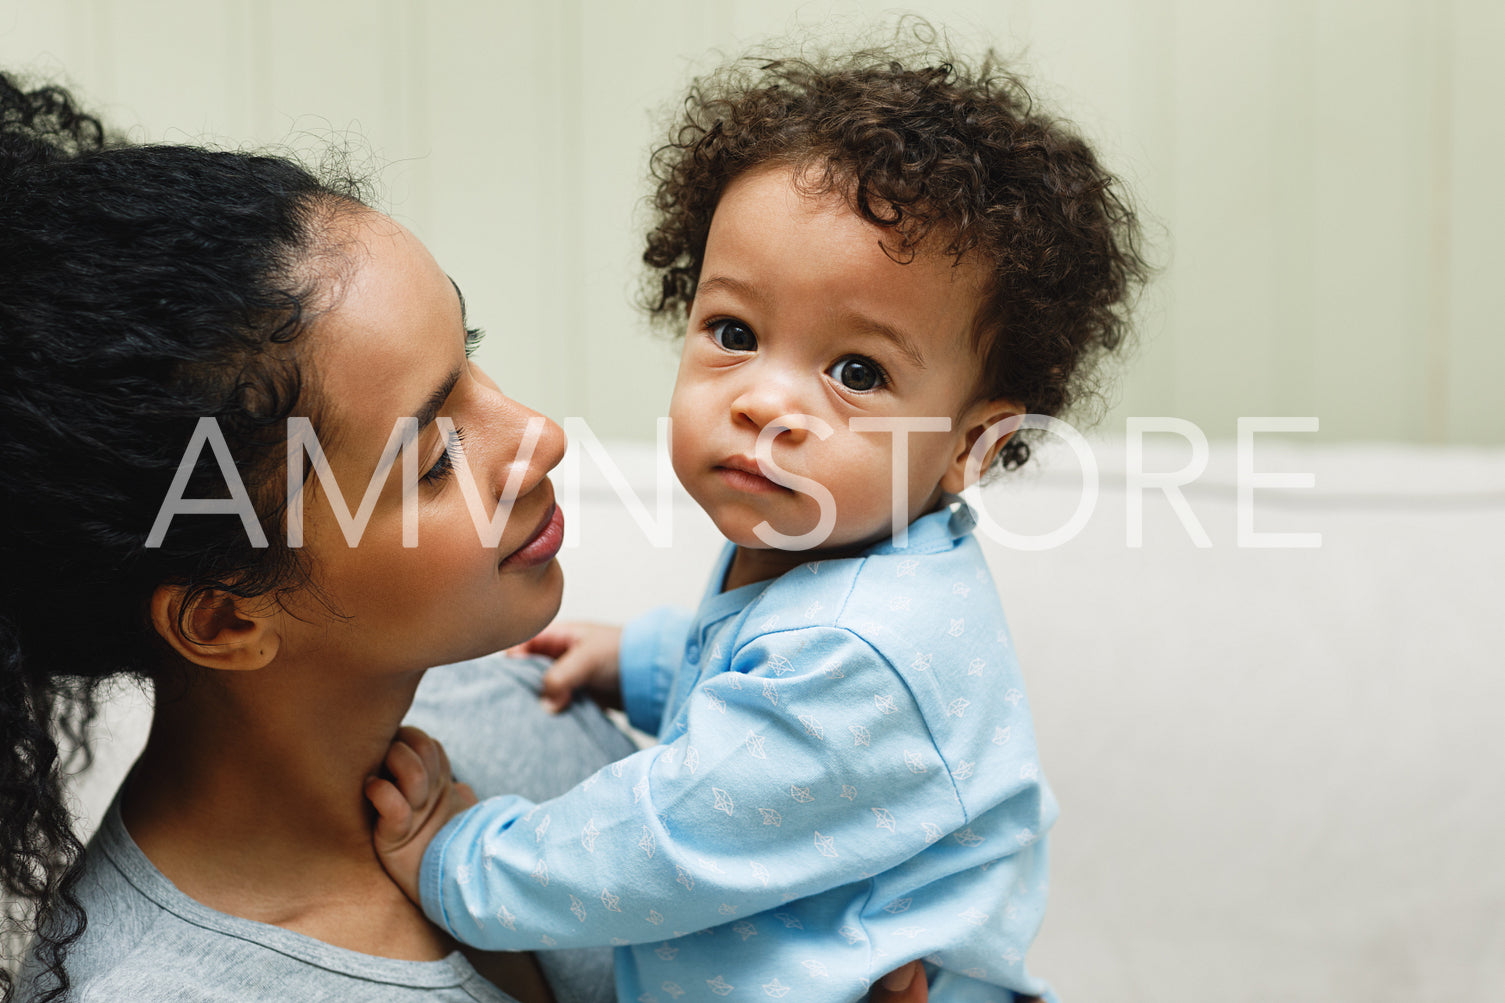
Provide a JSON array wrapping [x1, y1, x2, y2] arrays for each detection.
[[0, 71, 107, 178]]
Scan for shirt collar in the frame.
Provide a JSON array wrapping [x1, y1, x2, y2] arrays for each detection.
[[864, 493, 975, 556]]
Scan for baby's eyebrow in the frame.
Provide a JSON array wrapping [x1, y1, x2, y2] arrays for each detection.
[[698, 273, 927, 369], [695, 274, 769, 309], [840, 311, 927, 370]]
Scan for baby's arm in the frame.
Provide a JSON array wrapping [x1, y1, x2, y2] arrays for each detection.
[[366, 726, 478, 904], [369, 724, 937, 1003], [413, 627, 967, 953]]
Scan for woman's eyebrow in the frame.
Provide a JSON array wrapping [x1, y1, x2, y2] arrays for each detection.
[[413, 367, 463, 431], [409, 277, 471, 430], [450, 276, 469, 329]]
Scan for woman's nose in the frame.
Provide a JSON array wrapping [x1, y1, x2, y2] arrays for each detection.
[[500, 405, 566, 485], [470, 367, 566, 495]]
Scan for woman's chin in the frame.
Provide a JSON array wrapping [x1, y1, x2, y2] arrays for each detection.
[[498, 566, 565, 652]]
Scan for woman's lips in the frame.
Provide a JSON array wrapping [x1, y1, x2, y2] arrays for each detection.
[[500, 504, 564, 570]]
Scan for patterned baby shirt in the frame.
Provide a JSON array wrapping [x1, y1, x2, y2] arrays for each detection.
[[421, 500, 1059, 1002]]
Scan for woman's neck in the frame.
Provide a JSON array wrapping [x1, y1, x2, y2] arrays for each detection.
[[121, 656, 445, 958]]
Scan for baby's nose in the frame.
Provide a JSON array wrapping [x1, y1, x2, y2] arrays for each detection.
[[732, 376, 808, 435]]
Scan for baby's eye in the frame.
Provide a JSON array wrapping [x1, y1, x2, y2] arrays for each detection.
[[709, 319, 758, 353], [827, 356, 887, 392]]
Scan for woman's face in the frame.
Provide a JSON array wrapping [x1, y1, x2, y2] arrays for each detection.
[[271, 211, 566, 675]]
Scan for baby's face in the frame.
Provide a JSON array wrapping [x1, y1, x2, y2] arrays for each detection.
[[669, 165, 1012, 559]]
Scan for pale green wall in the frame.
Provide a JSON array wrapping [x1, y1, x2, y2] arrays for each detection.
[[4, 0, 1500, 445]]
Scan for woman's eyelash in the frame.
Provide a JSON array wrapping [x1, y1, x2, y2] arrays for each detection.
[[422, 425, 466, 485], [464, 327, 485, 358]]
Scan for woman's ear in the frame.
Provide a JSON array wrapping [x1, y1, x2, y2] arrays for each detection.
[[940, 400, 1024, 495], [149, 585, 280, 671]]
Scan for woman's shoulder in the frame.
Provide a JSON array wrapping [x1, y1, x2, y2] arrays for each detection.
[[20, 806, 518, 1002], [13, 820, 164, 1001]]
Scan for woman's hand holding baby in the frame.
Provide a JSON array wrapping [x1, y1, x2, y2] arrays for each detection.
[[512, 621, 624, 714], [366, 726, 477, 905]]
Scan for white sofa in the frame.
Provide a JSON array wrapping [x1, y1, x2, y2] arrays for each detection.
[[68, 435, 1505, 1002]]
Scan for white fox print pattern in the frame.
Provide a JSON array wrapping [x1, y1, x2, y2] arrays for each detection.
[[421, 501, 1058, 1002]]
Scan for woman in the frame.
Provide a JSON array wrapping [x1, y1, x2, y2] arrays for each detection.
[[0, 74, 927, 1002]]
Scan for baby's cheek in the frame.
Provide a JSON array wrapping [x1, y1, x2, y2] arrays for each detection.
[[826, 447, 897, 536], [666, 372, 704, 427]]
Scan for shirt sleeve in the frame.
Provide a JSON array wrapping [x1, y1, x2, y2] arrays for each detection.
[[618, 605, 694, 735], [418, 625, 969, 952]]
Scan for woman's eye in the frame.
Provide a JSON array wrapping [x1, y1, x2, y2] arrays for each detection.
[[422, 451, 452, 484], [828, 356, 886, 392], [422, 426, 466, 485], [709, 319, 758, 352]]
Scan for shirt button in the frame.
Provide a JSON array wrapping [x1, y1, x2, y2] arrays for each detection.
[[686, 642, 700, 662]]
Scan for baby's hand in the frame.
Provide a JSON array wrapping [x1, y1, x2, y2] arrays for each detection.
[[871, 960, 929, 1002], [365, 726, 477, 905], [511, 621, 623, 714]]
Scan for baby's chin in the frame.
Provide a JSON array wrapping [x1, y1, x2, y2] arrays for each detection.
[[717, 516, 898, 558]]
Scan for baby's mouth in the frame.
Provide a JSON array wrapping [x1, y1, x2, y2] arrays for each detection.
[[714, 457, 791, 493]]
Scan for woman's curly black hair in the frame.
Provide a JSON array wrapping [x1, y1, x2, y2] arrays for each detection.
[[0, 72, 364, 1001], [643, 39, 1151, 470]]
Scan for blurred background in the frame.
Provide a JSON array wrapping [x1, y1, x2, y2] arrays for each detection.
[[3, 0, 1502, 447], [5, 3, 1504, 1001]]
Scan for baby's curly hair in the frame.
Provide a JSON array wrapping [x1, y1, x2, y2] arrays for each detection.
[[643, 41, 1150, 470]]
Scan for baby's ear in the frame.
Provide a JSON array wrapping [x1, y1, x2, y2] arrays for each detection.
[[940, 400, 1023, 494], [149, 584, 280, 671]]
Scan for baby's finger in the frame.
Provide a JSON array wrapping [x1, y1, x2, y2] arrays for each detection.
[[506, 638, 543, 657], [874, 960, 932, 1003], [384, 740, 432, 809], [511, 626, 575, 659], [364, 776, 413, 831], [540, 654, 593, 713], [394, 725, 443, 781], [433, 734, 455, 785]]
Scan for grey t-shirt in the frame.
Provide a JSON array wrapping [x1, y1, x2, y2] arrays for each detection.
[[19, 654, 639, 1002]]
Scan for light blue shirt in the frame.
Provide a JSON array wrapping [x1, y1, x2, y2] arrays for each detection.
[[422, 501, 1058, 1001]]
